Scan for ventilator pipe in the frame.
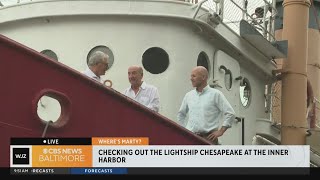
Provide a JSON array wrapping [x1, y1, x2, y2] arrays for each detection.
[[281, 0, 311, 144]]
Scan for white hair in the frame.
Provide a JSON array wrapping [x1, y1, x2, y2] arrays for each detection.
[[88, 51, 109, 66]]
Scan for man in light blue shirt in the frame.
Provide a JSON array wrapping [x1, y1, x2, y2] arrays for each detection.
[[177, 66, 235, 144]]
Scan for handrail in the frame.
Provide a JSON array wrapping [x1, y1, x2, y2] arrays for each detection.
[[192, 0, 220, 19], [1, 0, 277, 42], [188, 0, 277, 42], [228, 0, 277, 41]]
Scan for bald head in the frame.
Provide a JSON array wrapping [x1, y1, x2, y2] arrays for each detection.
[[192, 66, 208, 79], [191, 66, 208, 91], [128, 65, 143, 75], [128, 65, 143, 88]]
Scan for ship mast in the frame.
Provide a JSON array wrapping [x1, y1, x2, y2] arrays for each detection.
[[281, 0, 311, 144]]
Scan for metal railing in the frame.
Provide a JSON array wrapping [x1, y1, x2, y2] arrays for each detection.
[[1, 0, 277, 42], [191, 0, 277, 42]]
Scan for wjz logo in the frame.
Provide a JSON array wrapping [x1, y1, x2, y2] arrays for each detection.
[[12, 148, 29, 165]]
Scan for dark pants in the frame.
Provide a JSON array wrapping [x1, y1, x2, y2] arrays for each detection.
[[195, 131, 219, 145]]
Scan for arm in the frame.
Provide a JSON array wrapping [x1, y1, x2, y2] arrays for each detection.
[[208, 91, 235, 141], [207, 126, 228, 141], [147, 87, 160, 112], [177, 95, 188, 127], [218, 91, 235, 128]]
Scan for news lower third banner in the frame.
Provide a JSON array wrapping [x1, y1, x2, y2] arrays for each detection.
[[10, 137, 310, 175]]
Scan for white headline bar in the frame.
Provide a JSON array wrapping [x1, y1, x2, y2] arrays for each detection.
[[92, 145, 310, 167]]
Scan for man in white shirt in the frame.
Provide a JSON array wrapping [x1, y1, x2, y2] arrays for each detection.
[[123, 65, 160, 112], [82, 51, 109, 83], [177, 66, 235, 144]]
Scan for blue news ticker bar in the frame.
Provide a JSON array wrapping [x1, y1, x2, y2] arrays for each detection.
[[9, 167, 312, 175], [70, 168, 127, 175]]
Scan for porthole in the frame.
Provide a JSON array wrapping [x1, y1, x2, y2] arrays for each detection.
[[40, 49, 58, 61], [142, 47, 169, 74], [33, 89, 72, 128], [197, 51, 210, 73]]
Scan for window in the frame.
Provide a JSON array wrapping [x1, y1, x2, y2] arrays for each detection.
[[142, 47, 169, 74], [40, 49, 58, 61], [197, 51, 210, 74]]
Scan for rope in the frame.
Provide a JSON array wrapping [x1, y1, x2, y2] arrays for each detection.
[[0, 120, 33, 132], [42, 120, 53, 138], [307, 63, 320, 69], [280, 124, 320, 132]]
